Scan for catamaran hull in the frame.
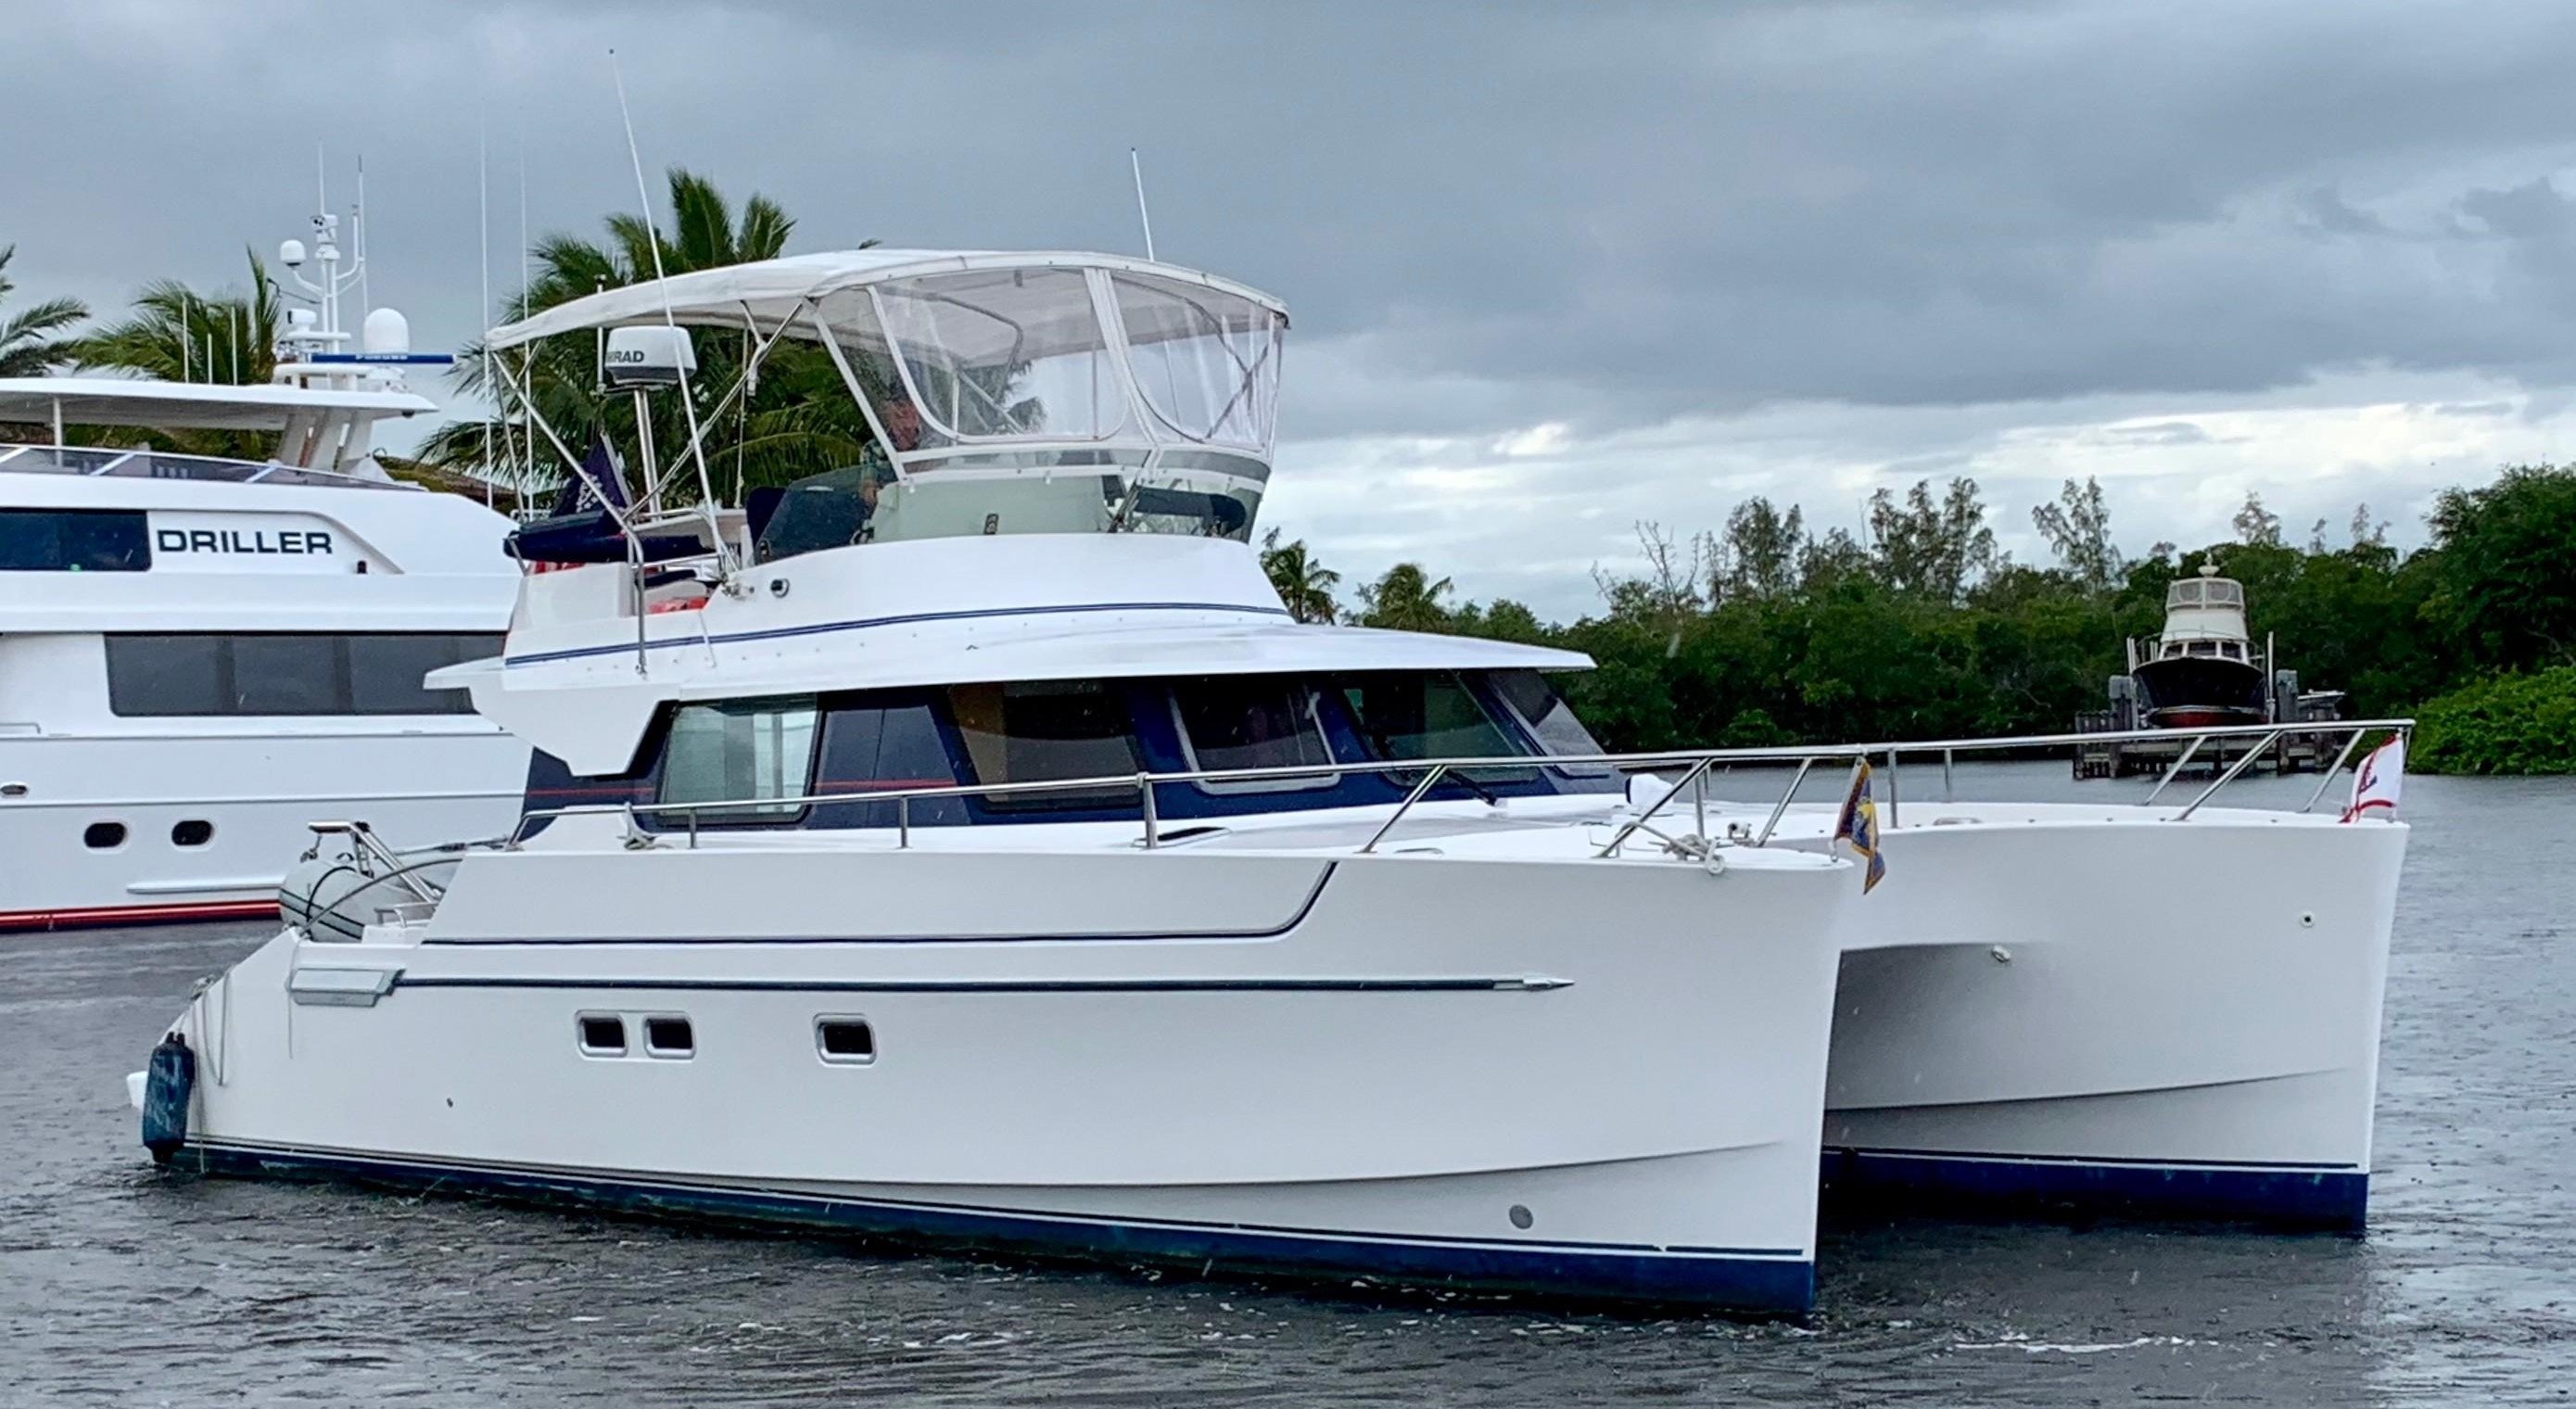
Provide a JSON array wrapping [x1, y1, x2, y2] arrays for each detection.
[[146, 844, 1850, 1312], [1816, 806, 2406, 1227]]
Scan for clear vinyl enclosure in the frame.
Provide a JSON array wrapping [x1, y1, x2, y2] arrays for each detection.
[[775, 260, 1285, 556]]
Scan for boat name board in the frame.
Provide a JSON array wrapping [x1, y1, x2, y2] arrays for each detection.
[[146, 512, 345, 571]]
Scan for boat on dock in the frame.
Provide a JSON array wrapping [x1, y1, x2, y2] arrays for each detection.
[[128, 248, 2412, 1313], [2074, 565, 2350, 779]]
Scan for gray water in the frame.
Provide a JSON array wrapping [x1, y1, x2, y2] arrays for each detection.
[[4, 767, 2570, 1405]]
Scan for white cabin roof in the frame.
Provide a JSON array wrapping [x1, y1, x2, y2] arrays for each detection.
[[485, 249, 1288, 349], [0, 376, 437, 430]]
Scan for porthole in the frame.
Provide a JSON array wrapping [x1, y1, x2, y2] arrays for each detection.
[[643, 1015, 694, 1058], [816, 1016, 876, 1064], [83, 821, 127, 850], [577, 1013, 628, 1056], [171, 819, 213, 847]]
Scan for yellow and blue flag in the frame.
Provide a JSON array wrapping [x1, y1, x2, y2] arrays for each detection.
[[1833, 761, 1886, 894]]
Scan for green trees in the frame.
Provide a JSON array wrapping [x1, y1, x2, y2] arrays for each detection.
[[0, 246, 87, 376], [1260, 529, 1341, 623], [427, 167, 875, 501], [1324, 469, 2570, 764], [2423, 465, 2576, 674], [1355, 563, 1456, 631]]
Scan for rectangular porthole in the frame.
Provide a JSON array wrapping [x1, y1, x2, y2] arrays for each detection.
[[578, 1013, 628, 1056], [816, 1016, 876, 1064], [643, 1015, 694, 1058]]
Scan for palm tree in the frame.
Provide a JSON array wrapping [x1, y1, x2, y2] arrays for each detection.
[[1260, 527, 1341, 623], [1356, 563, 1456, 632], [70, 250, 281, 458], [0, 246, 88, 376], [427, 168, 875, 504]]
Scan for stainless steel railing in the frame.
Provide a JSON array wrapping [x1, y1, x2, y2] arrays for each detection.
[[505, 717, 2412, 857]]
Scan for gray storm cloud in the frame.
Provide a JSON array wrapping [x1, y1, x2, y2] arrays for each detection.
[[7, 0, 2576, 613]]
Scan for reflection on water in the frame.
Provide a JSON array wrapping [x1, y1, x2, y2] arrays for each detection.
[[1, 768, 2570, 1405]]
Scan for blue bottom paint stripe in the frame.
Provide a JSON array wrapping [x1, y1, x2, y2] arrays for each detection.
[[169, 1143, 1816, 1313], [1821, 1148, 2369, 1229]]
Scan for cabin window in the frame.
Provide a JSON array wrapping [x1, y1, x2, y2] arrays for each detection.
[[1487, 669, 1612, 775], [1171, 675, 1332, 789], [642, 1015, 694, 1057], [947, 679, 1141, 810], [816, 1016, 877, 1064], [808, 694, 967, 829], [577, 1013, 628, 1056], [658, 697, 820, 821], [103, 633, 500, 717], [0, 509, 150, 572], [1339, 671, 1535, 783]]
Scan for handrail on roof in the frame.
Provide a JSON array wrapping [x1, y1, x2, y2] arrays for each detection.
[[504, 717, 2414, 857]]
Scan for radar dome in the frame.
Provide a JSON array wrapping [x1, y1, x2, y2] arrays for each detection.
[[361, 308, 412, 357]]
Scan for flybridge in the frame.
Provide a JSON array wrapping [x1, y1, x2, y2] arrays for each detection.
[[489, 249, 1290, 573]]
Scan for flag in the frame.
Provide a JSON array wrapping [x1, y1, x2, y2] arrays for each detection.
[[1833, 761, 1886, 894], [2341, 735, 2405, 823], [548, 436, 630, 516]]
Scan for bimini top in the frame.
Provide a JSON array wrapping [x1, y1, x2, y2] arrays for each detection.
[[485, 249, 1287, 349], [0, 376, 437, 430], [487, 248, 1293, 549]]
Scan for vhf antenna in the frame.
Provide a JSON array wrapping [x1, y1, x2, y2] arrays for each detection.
[[1130, 147, 1157, 261]]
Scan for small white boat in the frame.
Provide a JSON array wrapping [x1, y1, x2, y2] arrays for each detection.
[[0, 209, 527, 932], [128, 248, 2410, 1313]]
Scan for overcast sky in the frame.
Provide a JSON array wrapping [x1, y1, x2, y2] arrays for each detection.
[[10, 1, 2576, 617]]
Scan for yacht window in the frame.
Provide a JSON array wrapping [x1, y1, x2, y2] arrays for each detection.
[[1338, 671, 1535, 783], [232, 636, 346, 714], [1487, 669, 1612, 775], [1171, 675, 1332, 789], [0, 509, 150, 572], [947, 679, 1141, 810], [658, 698, 820, 821], [103, 634, 501, 717]]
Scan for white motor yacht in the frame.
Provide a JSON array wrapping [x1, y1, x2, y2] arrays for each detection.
[[128, 248, 2409, 1312], [0, 220, 527, 932]]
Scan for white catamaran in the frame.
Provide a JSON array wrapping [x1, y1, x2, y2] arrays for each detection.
[[130, 248, 2410, 1313]]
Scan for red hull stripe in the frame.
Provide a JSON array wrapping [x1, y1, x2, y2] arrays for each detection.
[[0, 898, 278, 933]]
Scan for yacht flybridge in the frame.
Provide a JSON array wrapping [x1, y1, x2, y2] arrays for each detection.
[[0, 220, 526, 932], [133, 248, 2412, 1314]]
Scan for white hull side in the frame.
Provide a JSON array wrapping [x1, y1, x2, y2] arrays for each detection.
[[0, 730, 525, 929], [161, 844, 1850, 1309], [1814, 806, 2406, 1224]]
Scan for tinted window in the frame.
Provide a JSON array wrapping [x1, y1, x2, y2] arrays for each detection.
[[1489, 669, 1611, 775], [104, 636, 228, 716], [1172, 675, 1332, 784], [0, 509, 150, 572], [659, 697, 819, 820], [811, 694, 966, 829], [232, 635, 346, 714], [103, 634, 501, 717], [948, 679, 1140, 810], [349, 634, 480, 714], [1341, 671, 1525, 764]]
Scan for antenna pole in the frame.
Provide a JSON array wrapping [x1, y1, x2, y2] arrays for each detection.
[[610, 48, 727, 547], [355, 154, 370, 319], [478, 121, 494, 505], [1129, 147, 1157, 261]]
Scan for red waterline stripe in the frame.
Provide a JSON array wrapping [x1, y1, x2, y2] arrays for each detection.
[[0, 898, 279, 933]]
